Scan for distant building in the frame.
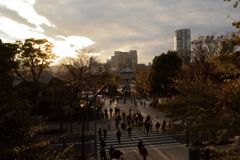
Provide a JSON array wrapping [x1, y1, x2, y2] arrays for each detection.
[[120, 67, 136, 82], [174, 29, 191, 51], [111, 50, 138, 71], [136, 64, 145, 72]]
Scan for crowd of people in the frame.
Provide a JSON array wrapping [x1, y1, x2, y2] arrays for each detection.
[[97, 97, 170, 159]]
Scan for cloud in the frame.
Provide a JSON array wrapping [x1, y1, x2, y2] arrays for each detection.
[[1, 0, 239, 64]]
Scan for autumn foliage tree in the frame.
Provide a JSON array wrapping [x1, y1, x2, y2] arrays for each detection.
[[136, 68, 150, 96]]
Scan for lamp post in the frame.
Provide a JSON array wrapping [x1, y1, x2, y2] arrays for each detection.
[[81, 84, 108, 160]]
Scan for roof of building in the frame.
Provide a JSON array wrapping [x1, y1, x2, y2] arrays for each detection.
[[120, 67, 135, 73]]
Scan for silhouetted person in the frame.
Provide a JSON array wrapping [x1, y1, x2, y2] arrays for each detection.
[[137, 139, 143, 155], [109, 145, 115, 159], [141, 145, 148, 160], [100, 138, 106, 148], [155, 121, 160, 133], [99, 147, 106, 160], [103, 128, 107, 140], [117, 129, 122, 144], [113, 150, 121, 159], [128, 126, 132, 138]]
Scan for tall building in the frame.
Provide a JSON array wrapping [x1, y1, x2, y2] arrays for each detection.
[[174, 29, 191, 51], [111, 50, 138, 71]]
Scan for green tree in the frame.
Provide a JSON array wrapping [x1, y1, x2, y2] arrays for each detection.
[[148, 50, 181, 98]]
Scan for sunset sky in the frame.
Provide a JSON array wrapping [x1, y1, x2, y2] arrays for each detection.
[[0, 0, 239, 64]]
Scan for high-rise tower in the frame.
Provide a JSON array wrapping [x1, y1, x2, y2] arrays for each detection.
[[174, 29, 191, 51]]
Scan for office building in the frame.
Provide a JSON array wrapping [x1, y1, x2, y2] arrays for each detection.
[[111, 50, 138, 71], [174, 29, 191, 51]]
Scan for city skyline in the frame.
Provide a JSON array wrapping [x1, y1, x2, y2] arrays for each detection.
[[0, 0, 239, 65]]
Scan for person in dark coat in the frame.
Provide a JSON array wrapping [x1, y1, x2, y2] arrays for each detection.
[[109, 145, 115, 159], [127, 126, 132, 138], [100, 147, 106, 160], [145, 121, 150, 134], [103, 129, 107, 140], [137, 139, 143, 155], [141, 145, 148, 160], [100, 138, 106, 148], [98, 128, 102, 139], [116, 129, 122, 144], [110, 108, 113, 118]]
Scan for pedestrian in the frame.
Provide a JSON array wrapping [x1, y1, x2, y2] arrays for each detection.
[[129, 108, 132, 116], [104, 108, 107, 114], [127, 126, 132, 138], [146, 114, 151, 122], [150, 120, 153, 132], [137, 139, 143, 155], [98, 128, 102, 139], [145, 121, 150, 134], [109, 145, 115, 159], [122, 112, 126, 121], [155, 121, 160, 133], [113, 150, 121, 159], [144, 101, 146, 108], [115, 118, 119, 129], [141, 101, 143, 106], [121, 121, 126, 133], [100, 138, 106, 148], [103, 128, 107, 140], [101, 112, 104, 120], [132, 117, 135, 127], [118, 107, 120, 116], [105, 113, 108, 121], [116, 129, 122, 144], [141, 145, 148, 160], [162, 119, 166, 134], [100, 147, 106, 160], [110, 108, 113, 118], [113, 99, 115, 104]]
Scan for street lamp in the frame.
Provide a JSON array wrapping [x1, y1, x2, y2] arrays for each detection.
[[81, 84, 108, 160]]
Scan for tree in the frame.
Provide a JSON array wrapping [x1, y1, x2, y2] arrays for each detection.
[[136, 68, 150, 96], [0, 90, 73, 159], [147, 50, 181, 98], [0, 40, 21, 90], [178, 34, 225, 78]]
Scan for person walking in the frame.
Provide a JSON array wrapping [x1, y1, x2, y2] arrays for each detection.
[[141, 145, 148, 160], [121, 121, 126, 133], [144, 101, 146, 108], [110, 108, 113, 119], [162, 119, 166, 134], [101, 112, 104, 120], [100, 137, 106, 148], [127, 126, 132, 138], [98, 128, 102, 139], [146, 121, 150, 134], [100, 147, 106, 160], [155, 121, 160, 133], [137, 139, 143, 155], [103, 128, 107, 140], [116, 129, 122, 144], [122, 111, 126, 121], [109, 145, 115, 160], [115, 118, 119, 129]]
